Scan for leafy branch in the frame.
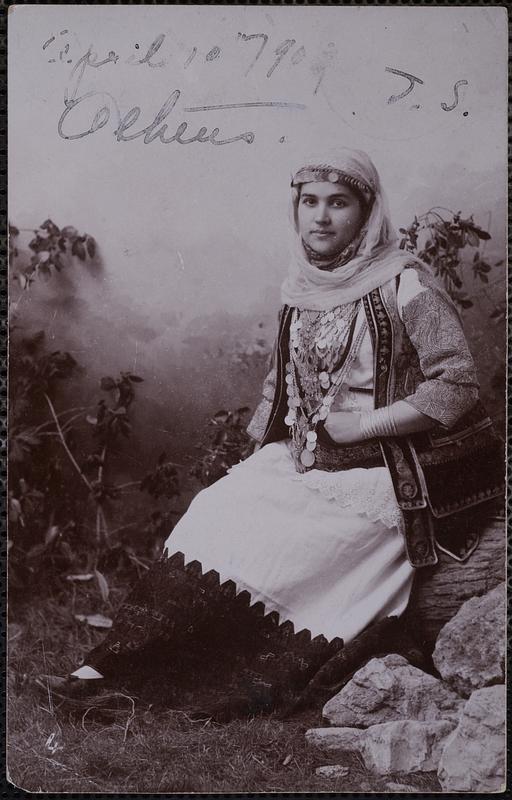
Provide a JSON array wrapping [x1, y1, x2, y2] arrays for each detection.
[[9, 219, 97, 291], [399, 208, 495, 310], [190, 407, 253, 487]]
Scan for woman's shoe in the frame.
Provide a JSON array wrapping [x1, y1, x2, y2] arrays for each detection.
[[35, 674, 107, 705]]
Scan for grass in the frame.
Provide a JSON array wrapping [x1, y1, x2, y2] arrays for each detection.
[[7, 578, 442, 793]]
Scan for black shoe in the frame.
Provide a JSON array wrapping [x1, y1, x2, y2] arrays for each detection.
[[35, 674, 107, 705]]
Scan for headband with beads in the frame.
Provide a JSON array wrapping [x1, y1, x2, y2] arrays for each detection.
[[291, 167, 375, 205]]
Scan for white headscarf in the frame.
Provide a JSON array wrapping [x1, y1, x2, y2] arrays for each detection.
[[281, 148, 416, 311]]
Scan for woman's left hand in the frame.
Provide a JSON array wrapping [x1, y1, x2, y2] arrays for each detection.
[[324, 411, 363, 444]]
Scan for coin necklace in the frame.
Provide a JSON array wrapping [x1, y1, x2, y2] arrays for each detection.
[[284, 303, 368, 470]]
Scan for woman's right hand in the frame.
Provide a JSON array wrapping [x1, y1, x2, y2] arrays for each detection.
[[324, 411, 363, 444]]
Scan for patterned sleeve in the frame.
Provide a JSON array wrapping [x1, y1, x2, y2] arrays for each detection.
[[246, 362, 277, 442], [397, 267, 480, 428], [246, 311, 281, 444]]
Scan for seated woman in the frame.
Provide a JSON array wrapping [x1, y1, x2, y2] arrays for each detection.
[[44, 148, 503, 717]]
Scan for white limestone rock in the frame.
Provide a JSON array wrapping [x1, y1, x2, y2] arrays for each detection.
[[432, 583, 505, 697], [437, 685, 506, 792], [307, 719, 456, 775], [360, 719, 456, 774], [305, 727, 362, 752], [322, 653, 463, 727]]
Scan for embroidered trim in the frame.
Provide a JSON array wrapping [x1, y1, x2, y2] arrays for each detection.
[[295, 469, 404, 531]]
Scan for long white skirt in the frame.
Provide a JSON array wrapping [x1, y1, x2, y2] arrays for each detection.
[[164, 440, 415, 643]]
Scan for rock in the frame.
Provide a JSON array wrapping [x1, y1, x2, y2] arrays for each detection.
[[360, 719, 455, 774], [307, 719, 456, 774], [306, 727, 363, 752], [432, 583, 505, 697], [437, 685, 505, 792], [315, 765, 349, 778], [323, 654, 463, 727], [385, 782, 419, 792]]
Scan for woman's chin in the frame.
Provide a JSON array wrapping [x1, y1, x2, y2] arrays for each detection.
[[306, 242, 339, 258]]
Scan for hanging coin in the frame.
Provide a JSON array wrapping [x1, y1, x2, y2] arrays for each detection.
[[306, 440, 317, 452], [306, 431, 317, 442], [300, 448, 315, 467]]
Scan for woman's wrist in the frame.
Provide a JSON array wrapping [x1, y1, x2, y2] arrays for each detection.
[[359, 405, 400, 439]]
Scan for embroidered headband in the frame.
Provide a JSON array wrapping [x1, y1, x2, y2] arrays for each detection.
[[291, 166, 375, 204]]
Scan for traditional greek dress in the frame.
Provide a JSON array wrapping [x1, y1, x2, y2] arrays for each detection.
[[164, 297, 416, 645]]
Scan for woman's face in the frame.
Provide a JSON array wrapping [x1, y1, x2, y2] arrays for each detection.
[[297, 181, 365, 257]]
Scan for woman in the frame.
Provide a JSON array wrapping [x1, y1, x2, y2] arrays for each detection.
[[46, 148, 503, 716]]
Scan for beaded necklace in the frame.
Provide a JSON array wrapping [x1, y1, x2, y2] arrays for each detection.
[[285, 303, 368, 471]]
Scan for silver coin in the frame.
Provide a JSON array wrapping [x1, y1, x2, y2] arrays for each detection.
[[306, 440, 317, 452], [300, 449, 315, 467], [306, 431, 317, 442]]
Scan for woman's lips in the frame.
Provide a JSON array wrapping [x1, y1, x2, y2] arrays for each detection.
[[311, 231, 335, 237]]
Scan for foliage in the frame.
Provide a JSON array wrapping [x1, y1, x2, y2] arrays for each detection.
[[190, 407, 254, 488], [9, 220, 96, 290], [398, 208, 502, 312], [8, 220, 182, 599]]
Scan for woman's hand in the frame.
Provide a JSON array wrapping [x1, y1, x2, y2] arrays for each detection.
[[323, 411, 362, 444]]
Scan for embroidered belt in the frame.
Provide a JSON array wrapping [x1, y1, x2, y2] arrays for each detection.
[[309, 427, 385, 472]]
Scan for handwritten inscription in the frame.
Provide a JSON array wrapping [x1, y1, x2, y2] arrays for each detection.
[[59, 49, 257, 145], [385, 67, 425, 104], [441, 79, 468, 112], [45, 30, 470, 148]]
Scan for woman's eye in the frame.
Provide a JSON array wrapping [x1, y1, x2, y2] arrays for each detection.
[[302, 198, 316, 206], [331, 200, 346, 208]]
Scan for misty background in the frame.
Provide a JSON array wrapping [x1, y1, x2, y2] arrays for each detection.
[[9, 6, 507, 481]]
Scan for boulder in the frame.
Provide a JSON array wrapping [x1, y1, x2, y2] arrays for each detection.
[[437, 685, 506, 792], [307, 719, 456, 775], [323, 654, 463, 727], [360, 719, 456, 774], [306, 727, 363, 752], [432, 583, 505, 697]]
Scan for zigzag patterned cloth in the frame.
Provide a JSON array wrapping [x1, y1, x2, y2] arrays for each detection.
[[83, 552, 344, 717]]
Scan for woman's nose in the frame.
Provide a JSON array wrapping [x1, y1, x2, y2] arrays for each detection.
[[315, 203, 330, 223]]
